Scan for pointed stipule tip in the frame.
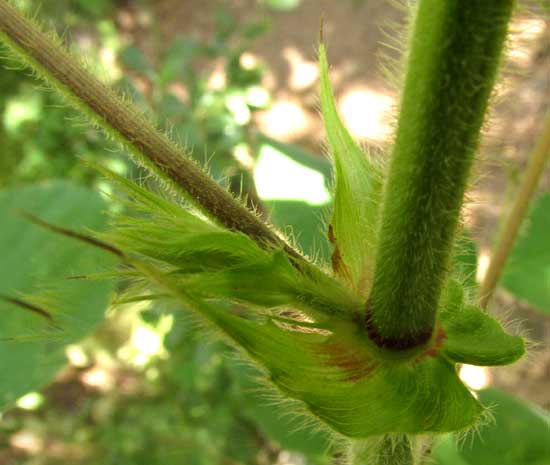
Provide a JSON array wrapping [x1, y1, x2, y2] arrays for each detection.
[[319, 16, 324, 44]]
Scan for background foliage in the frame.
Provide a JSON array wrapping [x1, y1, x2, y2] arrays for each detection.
[[0, 1, 548, 464]]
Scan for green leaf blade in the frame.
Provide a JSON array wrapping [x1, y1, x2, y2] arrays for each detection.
[[0, 182, 115, 410], [501, 194, 550, 313]]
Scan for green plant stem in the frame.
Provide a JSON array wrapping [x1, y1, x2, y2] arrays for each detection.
[[479, 114, 550, 309], [0, 0, 298, 258], [350, 435, 413, 465], [366, 0, 515, 350]]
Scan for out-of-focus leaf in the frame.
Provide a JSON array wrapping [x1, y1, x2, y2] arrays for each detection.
[[119, 45, 154, 79], [266, 200, 330, 261], [462, 389, 550, 465], [229, 361, 332, 462], [319, 44, 383, 296], [242, 20, 270, 40], [159, 38, 200, 86], [75, 0, 112, 17], [433, 435, 471, 465], [0, 181, 115, 410], [434, 388, 550, 465], [501, 194, 550, 313]]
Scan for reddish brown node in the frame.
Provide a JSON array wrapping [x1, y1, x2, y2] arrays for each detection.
[[421, 326, 447, 359]]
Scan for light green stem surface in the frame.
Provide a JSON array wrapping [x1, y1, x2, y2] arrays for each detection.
[[366, 0, 515, 350], [350, 435, 413, 465]]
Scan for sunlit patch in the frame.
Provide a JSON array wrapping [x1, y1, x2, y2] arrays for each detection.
[[507, 17, 546, 67], [254, 144, 330, 205], [117, 314, 173, 368], [226, 93, 251, 125], [240, 52, 259, 70], [10, 430, 44, 454], [208, 68, 226, 90], [339, 87, 394, 142], [283, 47, 319, 91], [476, 250, 491, 283], [97, 21, 121, 81], [16, 392, 44, 411], [246, 85, 271, 108], [277, 450, 306, 465], [233, 143, 255, 170], [3, 93, 41, 133], [66, 344, 90, 368], [256, 99, 311, 141], [105, 158, 128, 176], [12, 0, 32, 11], [99, 46, 119, 77], [265, 0, 302, 11], [132, 326, 163, 356], [81, 366, 115, 391], [460, 364, 491, 391]]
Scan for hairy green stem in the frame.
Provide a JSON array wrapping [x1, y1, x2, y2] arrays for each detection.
[[350, 435, 413, 465], [366, 0, 515, 349], [479, 114, 550, 308], [0, 0, 298, 257]]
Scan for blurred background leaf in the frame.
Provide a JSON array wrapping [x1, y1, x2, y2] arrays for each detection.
[[501, 194, 550, 313], [0, 181, 115, 409], [434, 388, 550, 465]]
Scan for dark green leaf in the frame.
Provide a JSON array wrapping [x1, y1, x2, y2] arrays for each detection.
[[266, 200, 330, 261], [462, 389, 550, 465], [434, 388, 550, 465], [0, 181, 115, 410], [501, 194, 550, 313], [229, 361, 332, 461]]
